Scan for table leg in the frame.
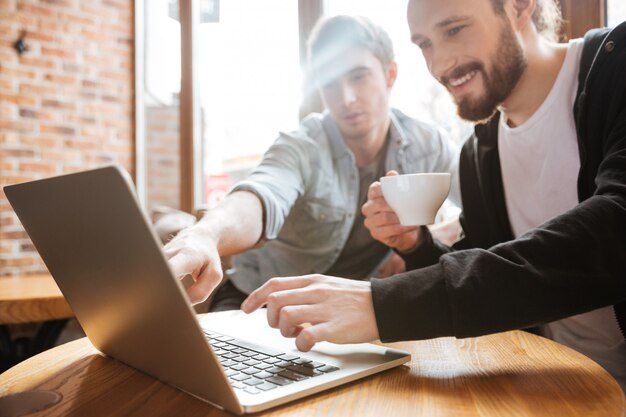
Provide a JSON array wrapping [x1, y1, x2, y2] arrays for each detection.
[[0, 325, 13, 371], [31, 319, 69, 355], [0, 320, 69, 373]]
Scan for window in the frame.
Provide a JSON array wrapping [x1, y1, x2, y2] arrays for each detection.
[[325, 0, 472, 144], [607, 0, 626, 28], [198, 1, 301, 207], [138, 0, 475, 213], [142, 0, 182, 213]]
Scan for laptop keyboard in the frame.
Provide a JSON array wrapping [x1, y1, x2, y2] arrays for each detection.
[[204, 330, 340, 395]]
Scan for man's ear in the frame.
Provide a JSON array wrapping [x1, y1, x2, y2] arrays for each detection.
[[386, 61, 398, 89], [510, 0, 536, 31]]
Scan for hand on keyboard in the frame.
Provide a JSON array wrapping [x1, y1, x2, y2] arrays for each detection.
[[241, 275, 380, 352]]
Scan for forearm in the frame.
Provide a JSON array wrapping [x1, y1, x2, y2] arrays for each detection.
[[375, 195, 626, 342], [190, 191, 264, 256]]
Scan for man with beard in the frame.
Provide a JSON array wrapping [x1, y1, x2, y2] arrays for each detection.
[[241, 0, 626, 391], [164, 16, 459, 311]]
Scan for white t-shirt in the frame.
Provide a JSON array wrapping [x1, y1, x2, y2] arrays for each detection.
[[498, 38, 626, 391]]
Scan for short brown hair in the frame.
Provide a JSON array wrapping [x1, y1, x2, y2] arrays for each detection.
[[490, 0, 563, 41], [308, 15, 394, 76]]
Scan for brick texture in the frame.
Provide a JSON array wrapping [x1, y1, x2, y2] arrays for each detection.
[[146, 105, 180, 213], [0, 0, 135, 276]]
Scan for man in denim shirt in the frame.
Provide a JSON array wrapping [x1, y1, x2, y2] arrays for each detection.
[[165, 15, 460, 309]]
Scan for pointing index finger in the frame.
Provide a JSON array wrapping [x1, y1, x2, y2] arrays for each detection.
[[241, 275, 314, 313]]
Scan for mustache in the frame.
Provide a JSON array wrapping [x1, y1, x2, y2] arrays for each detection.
[[439, 62, 484, 86]]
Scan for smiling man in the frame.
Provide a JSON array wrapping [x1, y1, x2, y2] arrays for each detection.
[[242, 0, 626, 391], [164, 15, 459, 312]]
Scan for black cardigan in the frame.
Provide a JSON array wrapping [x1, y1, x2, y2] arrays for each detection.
[[371, 22, 626, 342]]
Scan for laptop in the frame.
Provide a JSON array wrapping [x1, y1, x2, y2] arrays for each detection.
[[4, 165, 411, 414]]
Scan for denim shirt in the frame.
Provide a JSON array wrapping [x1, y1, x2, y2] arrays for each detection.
[[229, 108, 460, 294]]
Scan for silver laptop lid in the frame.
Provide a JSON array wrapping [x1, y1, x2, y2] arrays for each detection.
[[5, 166, 243, 414]]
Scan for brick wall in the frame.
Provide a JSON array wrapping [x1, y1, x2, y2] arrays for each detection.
[[0, 0, 135, 276], [146, 104, 180, 213]]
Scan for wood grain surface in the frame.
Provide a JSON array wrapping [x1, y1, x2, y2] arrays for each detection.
[[0, 329, 623, 416], [0, 274, 73, 324]]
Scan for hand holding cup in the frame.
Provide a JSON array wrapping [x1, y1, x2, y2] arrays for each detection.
[[380, 173, 451, 226]]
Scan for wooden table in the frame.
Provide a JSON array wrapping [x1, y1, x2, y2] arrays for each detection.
[[0, 274, 72, 324], [0, 329, 623, 416], [0, 274, 73, 371]]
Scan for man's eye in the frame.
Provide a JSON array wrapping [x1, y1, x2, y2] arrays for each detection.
[[447, 25, 466, 37], [321, 81, 337, 91], [418, 40, 432, 50]]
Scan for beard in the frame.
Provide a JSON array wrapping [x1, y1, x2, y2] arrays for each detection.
[[442, 20, 527, 122]]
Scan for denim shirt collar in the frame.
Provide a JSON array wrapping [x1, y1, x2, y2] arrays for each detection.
[[321, 109, 411, 161], [388, 109, 411, 150], [321, 112, 352, 160]]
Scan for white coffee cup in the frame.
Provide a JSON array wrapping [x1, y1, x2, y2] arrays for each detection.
[[380, 173, 451, 226]]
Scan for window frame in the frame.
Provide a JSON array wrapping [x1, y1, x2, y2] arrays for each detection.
[[559, 0, 606, 39], [134, 0, 606, 212]]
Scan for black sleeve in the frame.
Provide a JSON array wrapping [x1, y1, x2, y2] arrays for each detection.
[[374, 199, 626, 341], [396, 226, 454, 270], [372, 106, 626, 342], [371, 265, 453, 341], [398, 211, 486, 271]]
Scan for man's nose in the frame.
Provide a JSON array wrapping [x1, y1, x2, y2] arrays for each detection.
[[338, 82, 357, 106], [427, 48, 458, 84]]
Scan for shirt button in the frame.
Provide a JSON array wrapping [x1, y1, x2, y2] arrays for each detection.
[[319, 213, 326, 221], [605, 41, 615, 52]]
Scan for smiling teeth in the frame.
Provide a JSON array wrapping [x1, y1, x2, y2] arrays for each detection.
[[449, 70, 477, 87]]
